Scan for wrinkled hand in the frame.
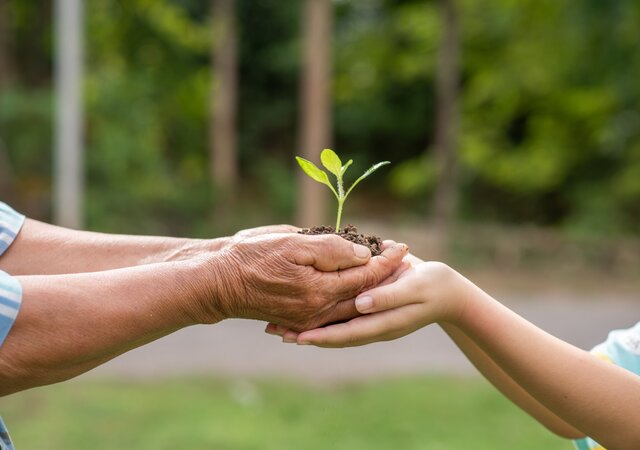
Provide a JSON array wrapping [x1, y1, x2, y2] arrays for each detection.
[[231, 224, 300, 241], [197, 233, 409, 331], [167, 225, 300, 262], [267, 253, 464, 347]]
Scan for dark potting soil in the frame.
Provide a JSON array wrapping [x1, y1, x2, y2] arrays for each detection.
[[298, 224, 383, 256]]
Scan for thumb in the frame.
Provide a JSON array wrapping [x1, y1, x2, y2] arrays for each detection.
[[354, 275, 417, 314], [294, 233, 371, 271]]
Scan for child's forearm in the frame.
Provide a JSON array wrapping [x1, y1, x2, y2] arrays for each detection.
[[453, 279, 640, 449], [440, 323, 584, 438], [290, 255, 640, 447]]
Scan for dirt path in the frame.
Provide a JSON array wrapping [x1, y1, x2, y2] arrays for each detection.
[[83, 289, 639, 382]]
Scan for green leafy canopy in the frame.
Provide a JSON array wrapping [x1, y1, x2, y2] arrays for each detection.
[[296, 149, 390, 230]]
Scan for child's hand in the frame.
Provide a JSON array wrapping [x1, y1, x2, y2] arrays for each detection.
[[267, 254, 467, 348]]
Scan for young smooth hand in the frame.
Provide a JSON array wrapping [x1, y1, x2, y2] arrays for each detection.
[[268, 253, 469, 346], [267, 251, 640, 449]]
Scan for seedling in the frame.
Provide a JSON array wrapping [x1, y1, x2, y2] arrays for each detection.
[[296, 149, 390, 230]]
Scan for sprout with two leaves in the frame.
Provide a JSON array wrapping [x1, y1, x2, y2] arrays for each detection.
[[296, 149, 390, 231]]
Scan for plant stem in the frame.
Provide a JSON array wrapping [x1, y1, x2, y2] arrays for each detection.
[[336, 198, 344, 231], [335, 171, 345, 231]]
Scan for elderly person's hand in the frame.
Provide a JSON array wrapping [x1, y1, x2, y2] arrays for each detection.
[[231, 224, 300, 241], [194, 233, 409, 331], [0, 208, 406, 397]]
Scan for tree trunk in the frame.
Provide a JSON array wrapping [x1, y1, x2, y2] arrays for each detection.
[[296, 0, 333, 228], [0, 141, 14, 204], [54, 0, 84, 229], [0, 0, 15, 203], [0, 0, 14, 88], [432, 0, 460, 257], [210, 0, 238, 208]]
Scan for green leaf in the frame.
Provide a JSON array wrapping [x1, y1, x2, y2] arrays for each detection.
[[341, 159, 353, 175], [320, 149, 343, 177], [345, 161, 391, 198], [295, 156, 339, 198]]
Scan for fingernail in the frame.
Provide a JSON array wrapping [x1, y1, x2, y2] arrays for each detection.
[[355, 295, 373, 312], [297, 341, 310, 346], [282, 336, 296, 344], [353, 244, 370, 258]]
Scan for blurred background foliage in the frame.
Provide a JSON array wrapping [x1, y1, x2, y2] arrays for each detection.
[[1, 0, 639, 237], [1, 3, 639, 448]]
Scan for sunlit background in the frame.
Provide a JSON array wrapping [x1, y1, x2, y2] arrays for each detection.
[[1, 0, 639, 449]]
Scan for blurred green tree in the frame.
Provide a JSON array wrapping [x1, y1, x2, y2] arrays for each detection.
[[296, 0, 333, 227], [210, 0, 238, 206], [1, 0, 639, 236], [432, 0, 460, 256]]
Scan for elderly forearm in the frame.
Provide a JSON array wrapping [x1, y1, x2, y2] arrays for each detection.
[[0, 219, 229, 275], [454, 282, 640, 448], [0, 259, 220, 396]]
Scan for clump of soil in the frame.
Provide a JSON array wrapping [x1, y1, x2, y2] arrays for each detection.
[[298, 224, 383, 256]]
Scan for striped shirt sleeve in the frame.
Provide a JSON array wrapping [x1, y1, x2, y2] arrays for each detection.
[[0, 202, 25, 347], [0, 416, 15, 450]]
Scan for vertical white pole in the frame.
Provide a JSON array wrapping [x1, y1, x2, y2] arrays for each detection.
[[54, 0, 84, 229]]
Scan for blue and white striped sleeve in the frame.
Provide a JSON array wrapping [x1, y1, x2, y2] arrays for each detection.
[[0, 202, 25, 347]]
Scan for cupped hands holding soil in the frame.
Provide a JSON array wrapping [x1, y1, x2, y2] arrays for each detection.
[[299, 224, 383, 256]]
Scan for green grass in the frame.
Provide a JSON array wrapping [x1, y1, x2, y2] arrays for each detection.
[[0, 376, 571, 450]]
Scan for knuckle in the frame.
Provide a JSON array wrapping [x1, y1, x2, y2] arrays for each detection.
[[380, 254, 400, 272], [425, 261, 451, 273], [323, 233, 342, 243], [361, 267, 383, 290], [420, 261, 454, 285], [320, 233, 347, 249]]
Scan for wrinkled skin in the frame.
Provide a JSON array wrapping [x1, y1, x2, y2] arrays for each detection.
[[231, 224, 300, 241], [199, 232, 409, 332]]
